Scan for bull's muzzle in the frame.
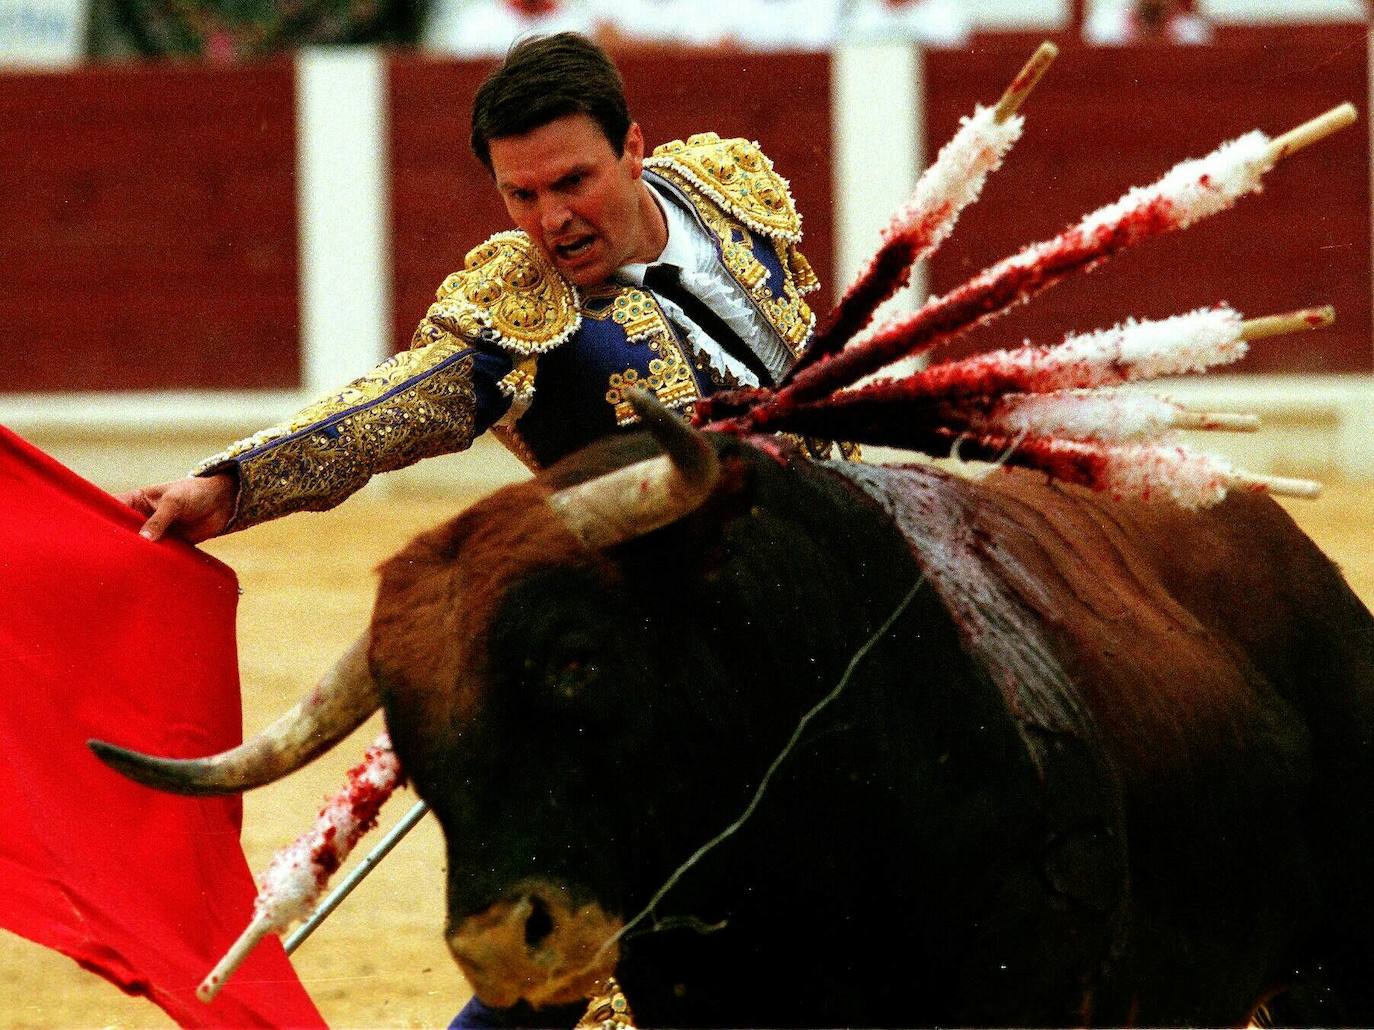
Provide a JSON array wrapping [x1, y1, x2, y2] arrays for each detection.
[[447, 883, 623, 1009]]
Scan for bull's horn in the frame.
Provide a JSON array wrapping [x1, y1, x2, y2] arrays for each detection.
[[87, 633, 380, 796], [547, 390, 720, 549]]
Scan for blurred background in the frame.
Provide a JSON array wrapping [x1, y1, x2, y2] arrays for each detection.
[[2, 2, 1373, 1026]]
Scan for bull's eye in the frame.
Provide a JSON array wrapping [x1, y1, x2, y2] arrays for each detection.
[[523, 624, 608, 709], [550, 653, 599, 700]]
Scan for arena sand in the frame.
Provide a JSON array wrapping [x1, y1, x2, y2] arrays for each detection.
[[2, 483, 1371, 1028]]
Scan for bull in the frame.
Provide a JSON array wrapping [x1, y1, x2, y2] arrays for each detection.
[[92, 394, 1374, 1027]]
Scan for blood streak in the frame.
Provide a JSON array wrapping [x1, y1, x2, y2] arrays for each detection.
[[805, 233, 924, 363], [754, 196, 1179, 430], [790, 102, 1024, 380], [254, 734, 405, 926]]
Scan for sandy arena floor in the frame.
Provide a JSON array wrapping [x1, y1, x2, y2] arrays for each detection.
[[1, 478, 1371, 1028]]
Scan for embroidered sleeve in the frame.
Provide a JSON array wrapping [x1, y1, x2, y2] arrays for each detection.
[[191, 231, 586, 533], [194, 325, 511, 533]]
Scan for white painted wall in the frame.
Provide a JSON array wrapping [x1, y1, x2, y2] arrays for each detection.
[[296, 48, 394, 396], [831, 41, 924, 314], [1200, 0, 1367, 22], [964, 0, 1071, 30], [0, 0, 85, 68]]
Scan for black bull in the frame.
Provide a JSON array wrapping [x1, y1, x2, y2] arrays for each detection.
[[376, 420, 1374, 1028], [96, 414, 1374, 1027]]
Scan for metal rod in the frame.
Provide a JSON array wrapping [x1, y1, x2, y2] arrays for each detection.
[[284, 799, 431, 955]]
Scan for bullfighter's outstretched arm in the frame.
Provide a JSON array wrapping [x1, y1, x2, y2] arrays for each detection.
[[122, 315, 506, 541], [128, 232, 579, 539], [190, 326, 513, 533]]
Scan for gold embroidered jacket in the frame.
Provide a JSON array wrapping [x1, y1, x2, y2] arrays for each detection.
[[196, 133, 821, 531]]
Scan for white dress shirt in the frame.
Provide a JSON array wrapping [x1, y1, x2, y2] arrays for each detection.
[[616, 179, 794, 388]]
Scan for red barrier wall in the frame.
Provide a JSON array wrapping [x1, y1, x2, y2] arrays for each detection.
[[387, 51, 834, 353], [2, 38, 1366, 394], [925, 27, 1372, 373], [386, 58, 498, 354], [1, 63, 300, 393]]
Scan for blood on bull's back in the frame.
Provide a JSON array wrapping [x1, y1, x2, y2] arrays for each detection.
[[376, 428, 1374, 1027]]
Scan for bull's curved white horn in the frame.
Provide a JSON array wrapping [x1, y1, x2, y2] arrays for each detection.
[[87, 633, 381, 796], [547, 390, 721, 550]]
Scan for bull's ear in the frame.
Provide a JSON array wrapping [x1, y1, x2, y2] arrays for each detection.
[[546, 390, 721, 550], [88, 633, 380, 796]]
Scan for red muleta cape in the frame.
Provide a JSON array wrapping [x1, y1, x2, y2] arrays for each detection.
[[0, 425, 325, 1028]]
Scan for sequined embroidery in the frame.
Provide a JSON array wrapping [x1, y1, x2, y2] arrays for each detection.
[[583, 285, 675, 345], [696, 204, 772, 301], [575, 977, 636, 1030], [612, 288, 671, 342], [788, 245, 821, 296], [432, 231, 580, 356], [647, 133, 802, 242], [496, 355, 539, 425], [196, 338, 480, 531], [606, 337, 698, 425]]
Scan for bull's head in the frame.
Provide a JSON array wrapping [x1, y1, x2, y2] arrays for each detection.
[[92, 393, 941, 1024], [87, 393, 758, 1010]]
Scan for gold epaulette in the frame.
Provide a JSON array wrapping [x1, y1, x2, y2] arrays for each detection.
[[428, 230, 581, 357], [646, 133, 802, 244]]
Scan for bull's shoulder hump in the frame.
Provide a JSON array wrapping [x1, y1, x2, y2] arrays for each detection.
[[429, 230, 581, 356], [646, 133, 802, 243]]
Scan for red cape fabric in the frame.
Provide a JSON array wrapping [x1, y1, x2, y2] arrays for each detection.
[[0, 426, 326, 1028]]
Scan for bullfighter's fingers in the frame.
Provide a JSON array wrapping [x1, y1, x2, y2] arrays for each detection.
[[138, 494, 184, 542], [120, 486, 158, 516]]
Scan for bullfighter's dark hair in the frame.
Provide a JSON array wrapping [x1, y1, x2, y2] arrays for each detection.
[[470, 32, 632, 172]]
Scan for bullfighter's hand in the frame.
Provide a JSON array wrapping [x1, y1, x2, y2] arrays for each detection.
[[121, 474, 236, 543]]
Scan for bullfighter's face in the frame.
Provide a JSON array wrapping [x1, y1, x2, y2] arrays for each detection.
[[489, 113, 664, 288]]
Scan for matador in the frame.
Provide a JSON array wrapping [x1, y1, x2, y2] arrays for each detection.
[[126, 34, 835, 541]]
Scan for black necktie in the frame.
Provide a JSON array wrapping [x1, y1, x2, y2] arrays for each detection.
[[642, 263, 775, 386]]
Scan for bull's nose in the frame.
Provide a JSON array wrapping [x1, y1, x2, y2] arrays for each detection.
[[447, 883, 623, 1009], [524, 893, 554, 949]]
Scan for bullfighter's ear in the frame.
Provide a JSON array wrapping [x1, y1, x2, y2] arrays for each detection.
[[545, 390, 720, 550]]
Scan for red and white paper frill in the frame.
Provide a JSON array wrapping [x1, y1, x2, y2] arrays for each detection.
[[1008, 437, 1289, 509], [784, 133, 1276, 405], [806, 104, 1027, 360], [883, 104, 1024, 256], [197, 733, 406, 1001], [254, 733, 404, 928], [975, 392, 1213, 444], [857, 305, 1247, 404]]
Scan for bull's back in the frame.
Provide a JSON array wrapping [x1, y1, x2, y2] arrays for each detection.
[[979, 469, 1374, 765], [977, 469, 1374, 1002], [836, 460, 1374, 1020]]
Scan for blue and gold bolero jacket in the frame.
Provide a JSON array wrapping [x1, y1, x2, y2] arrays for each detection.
[[195, 133, 821, 532]]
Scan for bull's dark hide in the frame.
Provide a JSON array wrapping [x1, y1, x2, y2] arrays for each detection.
[[376, 433, 1374, 1028]]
